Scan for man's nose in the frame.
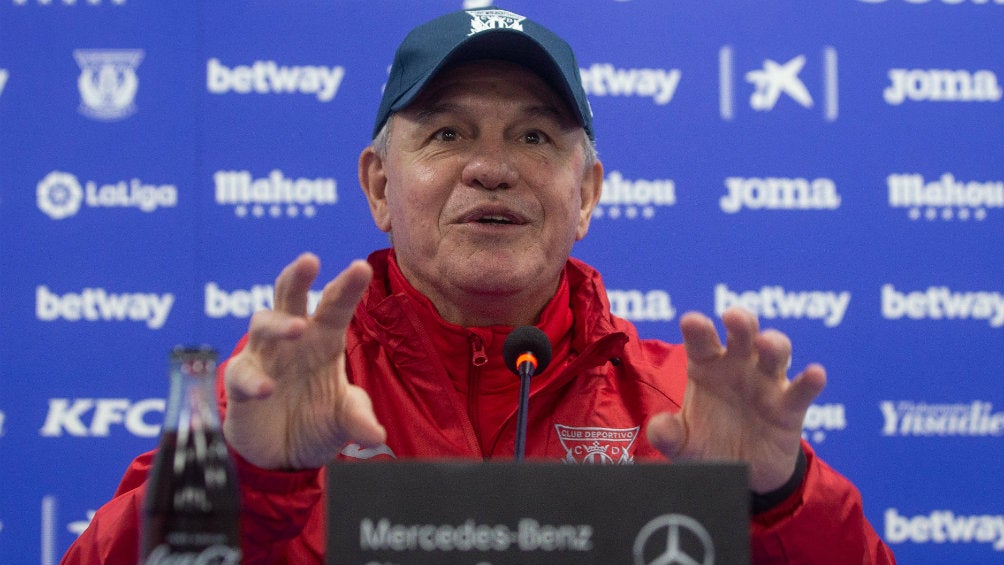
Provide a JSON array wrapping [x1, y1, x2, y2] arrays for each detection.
[[461, 139, 519, 191]]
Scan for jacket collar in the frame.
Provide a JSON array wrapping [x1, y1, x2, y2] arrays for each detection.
[[354, 249, 628, 371]]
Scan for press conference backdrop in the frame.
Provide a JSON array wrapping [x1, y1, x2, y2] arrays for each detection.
[[1, 0, 1001, 563]]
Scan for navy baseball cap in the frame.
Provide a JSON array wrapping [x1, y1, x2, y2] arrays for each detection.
[[373, 7, 593, 140]]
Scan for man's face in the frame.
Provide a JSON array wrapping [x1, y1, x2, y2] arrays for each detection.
[[360, 60, 602, 325]]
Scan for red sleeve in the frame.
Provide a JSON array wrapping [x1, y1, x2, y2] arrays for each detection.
[[59, 452, 148, 565], [750, 442, 897, 564]]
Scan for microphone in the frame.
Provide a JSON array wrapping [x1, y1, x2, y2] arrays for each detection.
[[503, 326, 552, 461]]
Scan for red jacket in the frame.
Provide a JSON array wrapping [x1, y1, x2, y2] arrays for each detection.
[[62, 250, 895, 564]]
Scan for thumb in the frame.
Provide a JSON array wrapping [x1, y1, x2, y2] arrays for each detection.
[[646, 412, 689, 461], [338, 384, 387, 448]]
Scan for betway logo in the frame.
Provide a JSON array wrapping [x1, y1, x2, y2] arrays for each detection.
[[579, 64, 681, 105], [206, 58, 345, 101], [39, 398, 164, 437], [214, 169, 337, 218], [881, 284, 1004, 327], [885, 509, 1004, 552], [880, 400, 1004, 437], [205, 282, 323, 319], [720, 177, 840, 213], [596, 171, 675, 220], [607, 289, 675, 322], [36, 286, 174, 330], [885, 69, 1001, 104], [715, 284, 851, 327]]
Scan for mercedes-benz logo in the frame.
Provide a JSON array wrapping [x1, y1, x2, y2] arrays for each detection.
[[633, 514, 714, 565]]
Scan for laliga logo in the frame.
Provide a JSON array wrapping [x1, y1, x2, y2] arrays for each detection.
[[73, 49, 143, 121], [37, 171, 84, 220], [633, 514, 714, 565], [37, 170, 178, 218]]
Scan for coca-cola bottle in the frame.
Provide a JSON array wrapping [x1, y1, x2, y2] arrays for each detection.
[[140, 346, 241, 565]]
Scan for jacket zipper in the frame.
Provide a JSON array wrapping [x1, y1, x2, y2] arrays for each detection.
[[468, 333, 488, 458]]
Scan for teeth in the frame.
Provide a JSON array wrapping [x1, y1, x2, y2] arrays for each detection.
[[478, 215, 512, 224]]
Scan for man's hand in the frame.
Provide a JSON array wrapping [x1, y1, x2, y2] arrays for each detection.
[[646, 307, 826, 493], [222, 253, 386, 470]]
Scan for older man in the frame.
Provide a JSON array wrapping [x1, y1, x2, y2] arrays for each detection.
[[63, 7, 894, 565]]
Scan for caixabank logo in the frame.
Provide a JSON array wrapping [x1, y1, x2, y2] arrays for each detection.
[[36, 171, 177, 219], [719, 46, 839, 122]]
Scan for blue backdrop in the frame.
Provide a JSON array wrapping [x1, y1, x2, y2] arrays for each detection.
[[1, 1, 1002, 564]]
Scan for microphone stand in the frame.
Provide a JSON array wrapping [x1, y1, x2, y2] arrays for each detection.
[[514, 361, 533, 461]]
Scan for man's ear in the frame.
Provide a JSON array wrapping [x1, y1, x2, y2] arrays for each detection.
[[575, 158, 604, 241], [359, 146, 391, 233]]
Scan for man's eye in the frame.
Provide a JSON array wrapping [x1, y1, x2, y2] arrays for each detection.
[[522, 131, 547, 145], [433, 128, 459, 142]]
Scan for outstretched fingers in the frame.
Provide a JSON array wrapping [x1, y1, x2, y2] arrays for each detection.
[[338, 384, 387, 449], [784, 363, 827, 415], [225, 353, 276, 402], [273, 253, 322, 316], [646, 412, 689, 460], [312, 260, 373, 330], [754, 328, 792, 378], [679, 311, 724, 364]]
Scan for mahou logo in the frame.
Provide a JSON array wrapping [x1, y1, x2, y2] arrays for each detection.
[[802, 403, 847, 443], [213, 169, 337, 218], [887, 173, 1002, 221], [594, 171, 676, 220]]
